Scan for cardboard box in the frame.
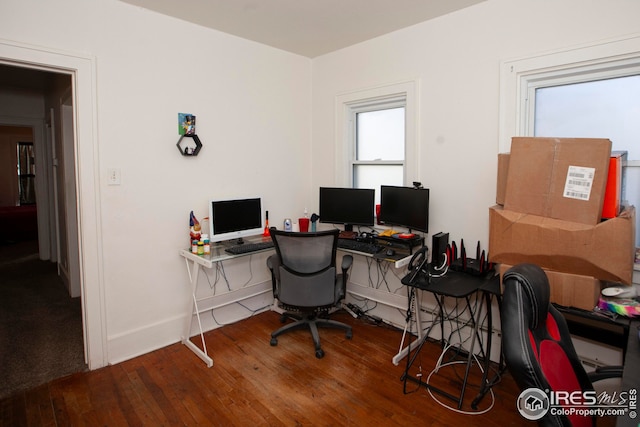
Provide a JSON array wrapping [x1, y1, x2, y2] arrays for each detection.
[[496, 153, 509, 206], [504, 137, 611, 225], [499, 264, 601, 311], [501, 149, 627, 219], [602, 151, 627, 219], [488, 205, 636, 284]]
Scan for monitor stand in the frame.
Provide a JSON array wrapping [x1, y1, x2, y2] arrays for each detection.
[[338, 224, 357, 239], [339, 230, 358, 239], [223, 238, 245, 246]]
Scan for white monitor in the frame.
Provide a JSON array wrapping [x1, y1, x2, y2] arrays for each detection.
[[208, 197, 264, 243]]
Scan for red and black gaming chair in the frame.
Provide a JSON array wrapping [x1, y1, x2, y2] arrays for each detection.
[[501, 263, 622, 427]]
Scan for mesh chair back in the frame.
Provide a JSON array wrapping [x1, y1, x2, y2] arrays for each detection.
[[270, 229, 339, 308], [271, 229, 338, 274]]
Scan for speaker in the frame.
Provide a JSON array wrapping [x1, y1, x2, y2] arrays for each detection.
[[431, 232, 449, 268]]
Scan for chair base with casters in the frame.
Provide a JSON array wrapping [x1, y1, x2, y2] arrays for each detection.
[[270, 307, 352, 359], [267, 228, 353, 359]]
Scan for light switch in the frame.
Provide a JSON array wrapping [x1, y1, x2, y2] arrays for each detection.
[[107, 168, 121, 185]]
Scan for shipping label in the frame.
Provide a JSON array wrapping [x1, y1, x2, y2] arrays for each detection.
[[563, 166, 595, 201]]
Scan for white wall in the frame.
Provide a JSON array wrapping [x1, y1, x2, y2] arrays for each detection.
[[311, 0, 640, 245], [1, 0, 312, 364], [310, 0, 640, 355]]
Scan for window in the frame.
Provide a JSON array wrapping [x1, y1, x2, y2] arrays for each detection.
[[534, 76, 640, 248], [533, 76, 640, 159], [336, 80, 418, 204], [353, 103, 405, 193], [500, 34, 640, 246]]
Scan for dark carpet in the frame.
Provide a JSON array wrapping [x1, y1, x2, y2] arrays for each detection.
[[0, 242, 87, 399]]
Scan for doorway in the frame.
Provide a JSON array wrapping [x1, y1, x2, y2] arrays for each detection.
[[0, 65, 87, 397], [1, 38, 107, 374]]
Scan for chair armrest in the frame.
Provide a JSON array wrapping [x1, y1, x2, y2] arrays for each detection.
[[267, 254, 282, 273], [337, 255, 353, 300], [266, 255, 281, 296], [341, 255, 353, 272], [588, 365, 624, 383]]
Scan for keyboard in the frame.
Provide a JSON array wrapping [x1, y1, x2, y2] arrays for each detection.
[[337, 238, 383, 255], [225, 240, 274, 255]]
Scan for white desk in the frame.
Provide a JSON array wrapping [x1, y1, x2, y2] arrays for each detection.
[[179, 234, 419, 367], [179, 236, 275, 367]]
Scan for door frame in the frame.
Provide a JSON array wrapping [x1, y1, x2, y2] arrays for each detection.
[[0, 39, 107, 369]]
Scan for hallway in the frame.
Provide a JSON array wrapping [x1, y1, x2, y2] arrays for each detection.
[[0, 239, 86, 399]]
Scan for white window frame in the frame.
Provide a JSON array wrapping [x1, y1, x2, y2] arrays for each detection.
[[498, 33, 640, 252], [499, 33, 640, 158], [350, 98, 405, 188], [335, 80, 419, 187]]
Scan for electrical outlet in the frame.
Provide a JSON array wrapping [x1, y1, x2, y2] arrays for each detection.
[[107, 168, 121, 185]]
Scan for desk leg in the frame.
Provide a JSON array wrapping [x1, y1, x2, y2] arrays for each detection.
[[455, 295, 483, 409], [182, 258, 214, 368], [471, 291, 506, 409], [405, 292, 486, 409], [393, 288, 424, 365]]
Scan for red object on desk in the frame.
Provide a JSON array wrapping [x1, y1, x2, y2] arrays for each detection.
[[397, 233, 415, 239]]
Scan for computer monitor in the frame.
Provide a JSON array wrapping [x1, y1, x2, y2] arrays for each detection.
[[208, 197, 264, 243], [379, 185, 429, 233], [318, 187, 375, 232]]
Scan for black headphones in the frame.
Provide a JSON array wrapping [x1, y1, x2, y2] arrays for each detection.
[[406, 246, 429, 283]]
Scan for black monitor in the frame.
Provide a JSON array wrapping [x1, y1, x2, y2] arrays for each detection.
[[208, 197, 264, 243], [379, 185, 429, 233], [319, 187, 375, 232]]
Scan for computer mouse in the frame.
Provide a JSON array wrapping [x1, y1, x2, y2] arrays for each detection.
[[386, 248, 396, 257]]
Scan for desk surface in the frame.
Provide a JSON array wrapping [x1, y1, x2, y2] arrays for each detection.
[[401, 268, 498, 298], [180, 233, 413, 268], [555, 304, 630, 352], [179, 235, 275, 267]]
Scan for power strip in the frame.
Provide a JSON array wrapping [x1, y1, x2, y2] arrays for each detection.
[[345, 303, 365, 318], [344, 303, 384, 325], [343, 303, 358, 318]]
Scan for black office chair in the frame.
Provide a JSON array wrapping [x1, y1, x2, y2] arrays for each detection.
[[501, 263, 622, 427], [267, 228, 353, 358]]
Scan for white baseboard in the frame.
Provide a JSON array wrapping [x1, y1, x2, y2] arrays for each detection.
[[107, 280, 273, 365]]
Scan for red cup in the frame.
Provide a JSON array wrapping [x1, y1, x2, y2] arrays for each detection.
[[299, 217, 310, 232]]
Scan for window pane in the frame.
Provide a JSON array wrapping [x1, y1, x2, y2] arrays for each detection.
[[535, 75, 640, 159], [354, 165, 403, 204], [356, 108, 405, 161], [534, 74, 640, 245]]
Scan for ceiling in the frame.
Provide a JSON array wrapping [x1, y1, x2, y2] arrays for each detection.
[[0, 1, 485, 89], [118, 0, 486, 58]]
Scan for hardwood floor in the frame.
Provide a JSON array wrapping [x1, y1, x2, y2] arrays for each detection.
[[0, 311, 527, 426]]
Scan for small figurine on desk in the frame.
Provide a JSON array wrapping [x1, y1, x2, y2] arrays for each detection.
[[263, 210, 271, 237], [189, 210, 201, 243]]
